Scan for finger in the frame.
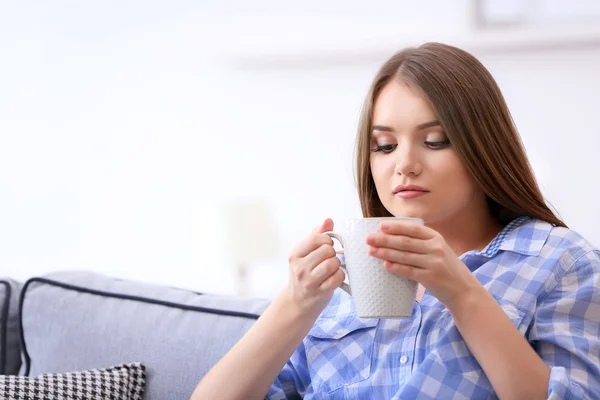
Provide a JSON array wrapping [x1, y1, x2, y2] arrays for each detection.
[[312, 218, 334, 234], [292, 233, 334, 259], [368, 246, 428, 268], [365, 233, 429, 254], [384, 261, 425, 281], [379, 220, 432, 239], [304, 243, 336, 270], [319, 269, 346, 292], [308, 257, 341, 287]]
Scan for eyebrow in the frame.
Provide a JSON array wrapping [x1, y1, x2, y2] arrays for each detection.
[[372, 120, 441, 132]]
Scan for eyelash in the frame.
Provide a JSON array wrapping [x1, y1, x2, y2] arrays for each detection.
[[371, 140, 451, 153]]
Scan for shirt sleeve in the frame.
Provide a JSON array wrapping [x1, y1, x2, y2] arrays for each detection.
[[527, 249, 600, 399], [265, 339, 311, 400]]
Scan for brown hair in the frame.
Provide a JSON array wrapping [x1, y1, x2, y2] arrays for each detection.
[[355, 42, 566, 227]]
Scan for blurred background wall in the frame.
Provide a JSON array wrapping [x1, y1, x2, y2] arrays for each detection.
[[1, 0, 599, 298]]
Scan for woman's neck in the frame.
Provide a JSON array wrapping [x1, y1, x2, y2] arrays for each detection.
[[428, 208, 504, 257]]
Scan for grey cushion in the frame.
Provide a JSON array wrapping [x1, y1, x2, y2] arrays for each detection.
[[19, 271, 271, 400], [0, 278, 22, 375]]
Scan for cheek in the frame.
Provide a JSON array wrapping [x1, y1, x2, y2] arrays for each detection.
[[435, 156, 479, 197], [370, 157, 393, 184]]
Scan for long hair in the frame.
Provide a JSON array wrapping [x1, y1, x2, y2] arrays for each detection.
[[355, 42, 566, 227]]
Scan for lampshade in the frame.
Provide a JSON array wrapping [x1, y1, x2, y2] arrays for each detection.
[[221, 200, 279, 264]]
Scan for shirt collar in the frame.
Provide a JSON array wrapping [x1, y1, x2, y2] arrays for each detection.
[[473, 216, 553, 258]]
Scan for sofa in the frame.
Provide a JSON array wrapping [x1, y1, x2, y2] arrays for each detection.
[[0, 270, 271, 399]]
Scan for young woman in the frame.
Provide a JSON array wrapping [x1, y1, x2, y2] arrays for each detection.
[[192, 42, 599, 399]]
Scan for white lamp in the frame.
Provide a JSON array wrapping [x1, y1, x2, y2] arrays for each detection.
[[222, 200, 279, 297]]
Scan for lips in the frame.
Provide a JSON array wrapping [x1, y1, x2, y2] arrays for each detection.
[[393, 184, 429, 199], [393, 184, 429, 194]]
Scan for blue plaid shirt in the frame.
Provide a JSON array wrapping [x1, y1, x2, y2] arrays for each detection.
[[267, 217, 600, 399]]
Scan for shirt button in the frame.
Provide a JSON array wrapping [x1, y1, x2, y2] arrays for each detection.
[[400, 355, 409, 364], [336, 329, 345, 336]]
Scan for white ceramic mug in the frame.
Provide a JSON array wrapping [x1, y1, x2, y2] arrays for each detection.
[[324, 217, 424, 318]]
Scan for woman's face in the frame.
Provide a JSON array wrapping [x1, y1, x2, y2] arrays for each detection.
[[369, 80, 486, 226]]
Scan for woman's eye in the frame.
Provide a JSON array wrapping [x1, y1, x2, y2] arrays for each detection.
[[371, 144, 397, 153], [425, 140, 451, 149]]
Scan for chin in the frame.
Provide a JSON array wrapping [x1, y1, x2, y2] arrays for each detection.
[[385, 206, 427, 222]]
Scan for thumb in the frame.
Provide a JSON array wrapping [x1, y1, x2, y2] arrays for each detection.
[[313, 218, 334, 234]]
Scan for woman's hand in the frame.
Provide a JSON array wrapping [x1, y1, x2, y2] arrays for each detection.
[[286, 218, 346, 315], [365, 220, 482, 309]]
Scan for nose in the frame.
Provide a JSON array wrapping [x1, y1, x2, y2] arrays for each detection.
[[394, 144, 422, 176]]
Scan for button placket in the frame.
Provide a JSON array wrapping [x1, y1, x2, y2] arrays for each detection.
[[406, 302, 422, 373]]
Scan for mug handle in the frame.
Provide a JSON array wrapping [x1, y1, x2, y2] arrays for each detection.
[[323, 232, 351, 295]]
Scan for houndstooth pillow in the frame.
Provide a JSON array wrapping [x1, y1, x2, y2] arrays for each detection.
[[0, 362, 146, 400]]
